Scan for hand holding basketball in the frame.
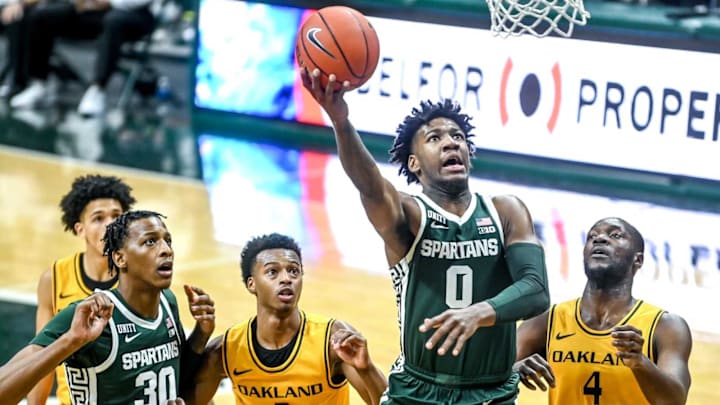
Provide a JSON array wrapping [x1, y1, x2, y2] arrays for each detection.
[[296, 6, 380, 91], [300, 68, 350, 123]]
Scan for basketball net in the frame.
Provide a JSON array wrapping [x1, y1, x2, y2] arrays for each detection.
[[486, 0, 591, 37]]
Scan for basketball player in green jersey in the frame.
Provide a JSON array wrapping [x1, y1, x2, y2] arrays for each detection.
[[513, 217, 692, 405], [29, 174, 136, 405], [0, 210, 216, 404], [180, 233, 387, 405], [301, 69, 549, 403]]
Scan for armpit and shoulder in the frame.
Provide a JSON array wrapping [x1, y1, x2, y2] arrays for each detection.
[[491, 194, 539, 245], [654, 312, 692, 357], [491, 194, 532, 222]]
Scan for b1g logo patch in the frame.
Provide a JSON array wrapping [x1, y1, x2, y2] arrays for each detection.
[[476, 217, 495, 234], [165, 316, 176, 338]]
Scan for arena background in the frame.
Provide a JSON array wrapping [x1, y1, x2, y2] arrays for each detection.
[[1, 0, 719, 403]]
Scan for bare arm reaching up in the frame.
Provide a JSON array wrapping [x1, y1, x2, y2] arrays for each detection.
[[300, 68, 419, 265]]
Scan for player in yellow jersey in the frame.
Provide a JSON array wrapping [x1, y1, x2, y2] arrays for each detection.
[[27, 174, 136, 405], [514, 217, 692, 405], [180, 233, 387, 405]]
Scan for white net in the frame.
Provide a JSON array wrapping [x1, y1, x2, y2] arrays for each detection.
[[486, 0, 591, 37]]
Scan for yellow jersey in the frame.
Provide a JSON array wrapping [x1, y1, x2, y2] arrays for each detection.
[[547, 298, 665, 405], [50, 252, 119, 405], [222, 311, 350, 405]]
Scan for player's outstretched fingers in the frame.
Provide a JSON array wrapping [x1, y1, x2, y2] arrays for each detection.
[[419, 313, 449, 350], [451, 332, 470, 357], [326, 74, 337, 97], [185, 284, 215, 318], [518, 353, 555, 391], [427, 320, 458, 356], [311, 68, 322, 92], [434, 321, 465, 356], [300, 67, 311, 88]]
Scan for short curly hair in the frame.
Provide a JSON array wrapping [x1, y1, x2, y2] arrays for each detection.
[[240, 233, 302, 286], [60, 174, 136, 234], [389, 99, 475, 184], [102, 210, 166, 275]]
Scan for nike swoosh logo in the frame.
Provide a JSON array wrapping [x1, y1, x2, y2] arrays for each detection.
[[306, 28, 336, 59], [125, 333, 142, 343], [233, 368, 252, 376], [430, 222, 449, 229], [59, 292, 75, 299], [556, 332, 576, 340]]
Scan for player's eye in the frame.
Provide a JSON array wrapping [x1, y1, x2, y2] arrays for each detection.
[[145, 238, 156, 246]]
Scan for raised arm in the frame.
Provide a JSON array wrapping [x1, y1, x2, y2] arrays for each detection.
[[329, 320, 387, 405], [182, 285, 215, 352], [26, 268, 56, 405], [613, 313, 692, 405], [0, 294, 113, 404], [301, 68, 418, 263], [179, 336, 226, 405], [514, 311, 556, 392], [180, 285, 216, 388]]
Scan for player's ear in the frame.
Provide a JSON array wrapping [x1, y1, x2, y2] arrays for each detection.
[[112, 250, 127, 271], [74, 221, 85, 237], [246, 277, 256, 295], [632, 252, 644, 275], [408, 154, 420, 175]]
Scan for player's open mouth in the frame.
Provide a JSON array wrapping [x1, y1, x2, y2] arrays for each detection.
[[278, 288, 294, 302], [157, 261, 173, 276], [590, 248, 608, 258], [442, 156, 465, 171]]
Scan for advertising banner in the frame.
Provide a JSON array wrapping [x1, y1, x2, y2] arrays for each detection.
[[194, 0, 720, 181]]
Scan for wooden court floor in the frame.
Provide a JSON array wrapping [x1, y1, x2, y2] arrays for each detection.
[[1, 145, 718, 404]]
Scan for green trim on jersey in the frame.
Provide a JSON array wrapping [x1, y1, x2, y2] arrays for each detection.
[[31, 289, 185, 404], [388, 193, 517, 389]]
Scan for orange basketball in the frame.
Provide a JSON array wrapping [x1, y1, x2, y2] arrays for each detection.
[[296, 6, 380, 91]]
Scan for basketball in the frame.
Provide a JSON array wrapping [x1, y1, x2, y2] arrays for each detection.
[[296, 6, 380, 91]]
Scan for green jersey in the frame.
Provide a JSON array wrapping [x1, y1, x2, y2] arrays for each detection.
[[389, 193, 515, 387], [31, 289, 185, 405]]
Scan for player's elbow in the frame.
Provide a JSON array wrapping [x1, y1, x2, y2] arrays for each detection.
[[521, 281, 550, 320], [652, 379, 690, 405], [529, 288, 550, 318]]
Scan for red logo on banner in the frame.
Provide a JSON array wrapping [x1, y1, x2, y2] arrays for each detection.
[[499, 58, 562, 133]]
